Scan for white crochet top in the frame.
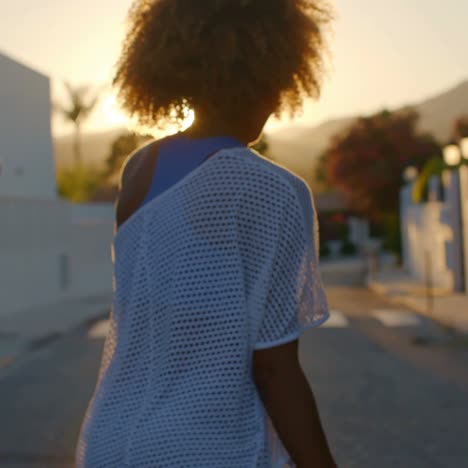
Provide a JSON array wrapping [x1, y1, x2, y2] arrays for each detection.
[[75, 145, 330, 467]]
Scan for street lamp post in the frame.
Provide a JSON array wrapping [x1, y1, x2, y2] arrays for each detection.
[[400, 166, 418, 274], [460, 137, 468, 161], [459, 137, 468, 294], [443, 143, 466, 293], [443, 144, 462, 166]]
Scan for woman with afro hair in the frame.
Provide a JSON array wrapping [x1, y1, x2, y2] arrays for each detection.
[[75, 1, 338, 467]]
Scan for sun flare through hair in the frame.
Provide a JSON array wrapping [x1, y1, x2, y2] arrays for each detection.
[[111, 0, 334, 130]]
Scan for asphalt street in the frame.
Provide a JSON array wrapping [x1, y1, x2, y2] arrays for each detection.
[[1, 285, 467, 468]]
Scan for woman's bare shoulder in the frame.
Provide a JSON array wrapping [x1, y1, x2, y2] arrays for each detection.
[[118, 138, 161, 191]]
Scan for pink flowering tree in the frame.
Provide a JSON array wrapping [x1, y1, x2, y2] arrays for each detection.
[[324, 108, 440, 224]]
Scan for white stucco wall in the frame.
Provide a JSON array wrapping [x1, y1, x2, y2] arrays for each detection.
[[403, 202, 454, 290], [0, 52, 56, 199], [0, 197, 114, 317], [0, 53, 117, 317], [400, 179, 462, 292]]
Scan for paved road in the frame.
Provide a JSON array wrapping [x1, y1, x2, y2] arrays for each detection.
[[1, 285, 467, 468]]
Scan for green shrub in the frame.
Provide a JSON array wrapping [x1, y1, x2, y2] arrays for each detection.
[[340, 241, 357, 256], [320, 244, 331, 258], [380, 212, 402, 256], [57, 164, 106, 203], [412, 156, 446, 204]]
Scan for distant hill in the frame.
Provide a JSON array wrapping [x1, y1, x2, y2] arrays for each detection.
[[267, 78, 468, 186], [53, 127, 126, 171], [53, 78, 468, 189], [412, 79, 468, 142]]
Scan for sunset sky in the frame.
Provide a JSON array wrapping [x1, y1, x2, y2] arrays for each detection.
[[1, 0, 467, 138]]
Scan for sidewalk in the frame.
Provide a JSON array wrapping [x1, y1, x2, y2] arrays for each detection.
[[320, 255, 368, 286], [367, 267, 468, 335], [0, 292, 113, 371]]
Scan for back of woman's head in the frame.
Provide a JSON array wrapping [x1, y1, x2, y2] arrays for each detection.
[[112, 0, 334, 130]]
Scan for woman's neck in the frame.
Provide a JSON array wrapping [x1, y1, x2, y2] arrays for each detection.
[[184, 116, 260, 146]]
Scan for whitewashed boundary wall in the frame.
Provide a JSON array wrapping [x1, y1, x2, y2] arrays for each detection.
[[400, 168, 468, 293], [0, 197, 114, 317]]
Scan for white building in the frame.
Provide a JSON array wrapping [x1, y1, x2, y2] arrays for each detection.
[[0, 52, 114, 317], [0, 51, 56, 199]]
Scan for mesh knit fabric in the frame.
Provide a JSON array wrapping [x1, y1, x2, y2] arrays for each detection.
[[75, 145, 330, 467]]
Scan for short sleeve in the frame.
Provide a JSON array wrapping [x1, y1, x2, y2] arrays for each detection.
[[253, 178, 330, 350]]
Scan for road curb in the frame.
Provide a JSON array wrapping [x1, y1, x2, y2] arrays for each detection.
[[367, 279, 468, 336]]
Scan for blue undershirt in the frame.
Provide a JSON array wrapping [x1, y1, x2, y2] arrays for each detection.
[[140, 133, 244, 209]]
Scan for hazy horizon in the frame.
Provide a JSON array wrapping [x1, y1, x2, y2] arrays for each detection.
[[2, 0, 467, 138]]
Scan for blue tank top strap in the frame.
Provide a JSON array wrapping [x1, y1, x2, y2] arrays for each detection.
[[140, 134, 243, 209]]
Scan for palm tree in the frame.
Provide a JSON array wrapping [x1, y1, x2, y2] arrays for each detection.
[[52, 81, 106, 167]]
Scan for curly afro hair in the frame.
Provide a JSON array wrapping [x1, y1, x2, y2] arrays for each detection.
[[111, 0, 334, 130]]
